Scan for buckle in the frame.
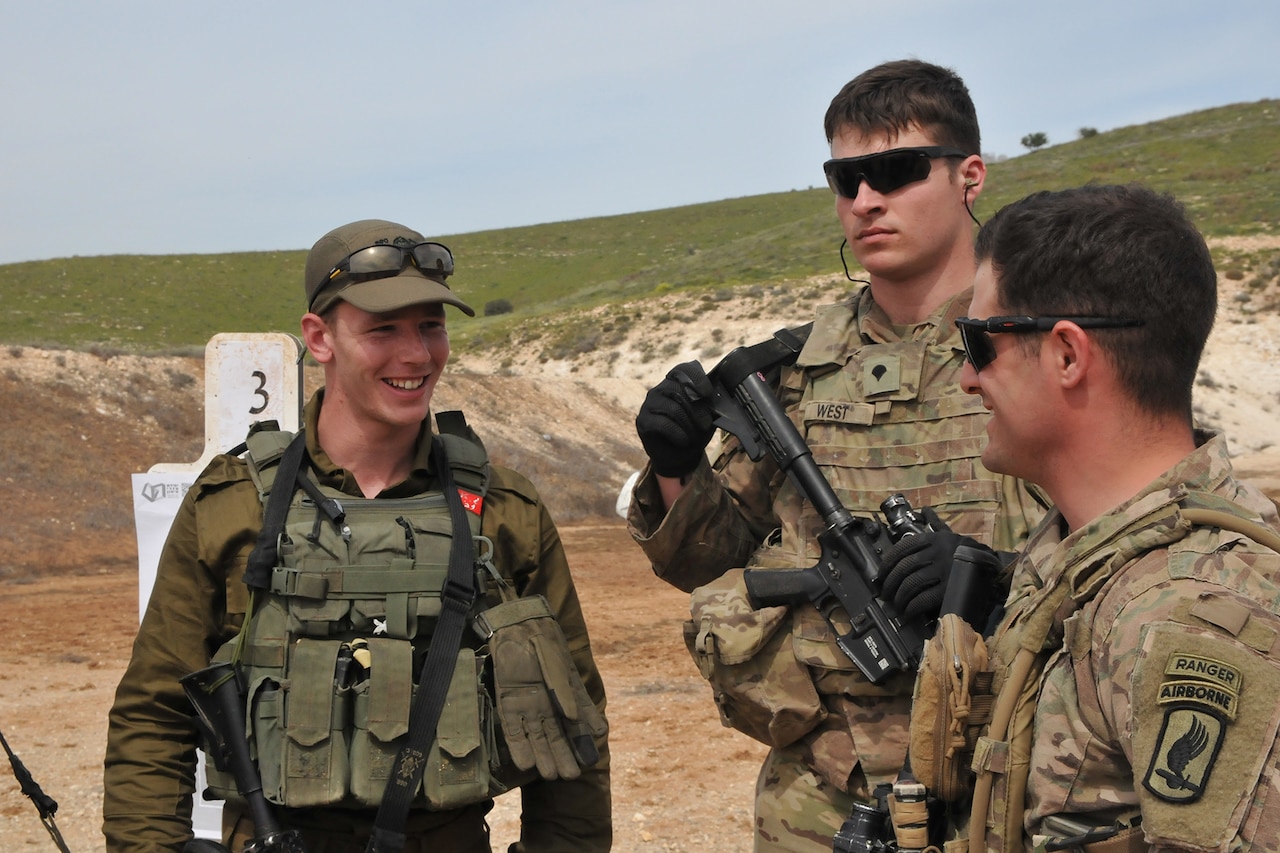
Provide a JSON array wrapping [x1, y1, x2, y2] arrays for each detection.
[[442, 578, 475, 614]]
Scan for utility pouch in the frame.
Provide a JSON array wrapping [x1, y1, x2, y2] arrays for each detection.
[[246, 639, 352, 808], [480, 595, 608, 782], [684, 569, 826, 747], [909, 613, 994, 802], [350, 641, 493, 809]]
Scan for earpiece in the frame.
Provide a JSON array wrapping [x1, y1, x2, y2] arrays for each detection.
[[964, 179, 978, 188]]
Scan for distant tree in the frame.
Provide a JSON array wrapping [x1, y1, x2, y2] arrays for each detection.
[[484, 298, 514, 317], [1078, 126, 1099, 139], [1020, 132, 1049, 151]]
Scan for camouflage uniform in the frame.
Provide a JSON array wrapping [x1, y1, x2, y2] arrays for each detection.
[[973, 432, 1280, 852], [104, 391, 611, 853], [629, 287, 1046, 851]]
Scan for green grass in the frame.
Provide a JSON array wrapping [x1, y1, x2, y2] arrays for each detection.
[[979, 100, 1280, 235], [2, 99, 1277, 353]]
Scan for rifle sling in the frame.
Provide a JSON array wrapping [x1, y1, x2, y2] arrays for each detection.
[[714, 322, 813, 389], [367, 435, 476, 853]]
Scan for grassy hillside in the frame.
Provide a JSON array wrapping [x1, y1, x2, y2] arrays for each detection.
[[2, 99, 1277, 353]]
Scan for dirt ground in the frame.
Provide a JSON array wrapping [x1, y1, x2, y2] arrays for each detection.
[[0, 522, 768, 852]]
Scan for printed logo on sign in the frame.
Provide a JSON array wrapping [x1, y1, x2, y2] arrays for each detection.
[[141, 482, 190, 503]]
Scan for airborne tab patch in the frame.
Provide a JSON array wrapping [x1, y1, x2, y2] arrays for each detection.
[[1157, 680, 1238, 720]]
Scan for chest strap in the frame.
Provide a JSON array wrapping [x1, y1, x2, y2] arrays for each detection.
[[367, 435, 477, 853]]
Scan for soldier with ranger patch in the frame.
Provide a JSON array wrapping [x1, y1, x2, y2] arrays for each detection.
[[627, 60, 1048, 851], [943, 184, 1280, 851]]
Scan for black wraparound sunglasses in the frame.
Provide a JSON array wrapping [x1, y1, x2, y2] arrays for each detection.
[[955, 315, 1145, 371], [823, 146, 968, 198]]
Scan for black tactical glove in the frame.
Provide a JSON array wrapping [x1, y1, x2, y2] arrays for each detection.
[[635, 361, 716, 479], [880, 507, 991, 624]]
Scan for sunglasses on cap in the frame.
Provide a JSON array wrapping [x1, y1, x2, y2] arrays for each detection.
[[312, 241, 455, 309], [823, 146, 968, 198], [955, 315, 1145, 372]]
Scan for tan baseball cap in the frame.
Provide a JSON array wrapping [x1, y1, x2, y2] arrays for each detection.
[[303, 219, 475, 316]]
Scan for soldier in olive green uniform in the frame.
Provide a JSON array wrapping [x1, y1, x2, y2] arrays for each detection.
[[628, 61, 1046, 851], [103, 220, 611, 853], [950, 185, 1280, 851]]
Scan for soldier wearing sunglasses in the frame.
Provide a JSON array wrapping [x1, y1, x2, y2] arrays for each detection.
[[104, 220, 611, 853], [628, 60, 1047, 851], [946, 184, 1280, 852]]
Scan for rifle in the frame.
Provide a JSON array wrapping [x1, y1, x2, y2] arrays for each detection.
[[670, 327, 928, 684], [181, 663, 305, 853], [1, 726, 71, 853]]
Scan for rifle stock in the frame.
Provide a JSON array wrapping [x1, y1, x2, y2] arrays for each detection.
[[181, 662, 305, 853]]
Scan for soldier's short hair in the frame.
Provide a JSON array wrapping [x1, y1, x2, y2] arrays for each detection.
[[823, 59, 981, 155], [974, 183, 1217, 420]]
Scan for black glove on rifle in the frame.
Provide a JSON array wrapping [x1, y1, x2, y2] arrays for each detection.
[[880, 507, 993, 624], [635, 362, 716, 479]]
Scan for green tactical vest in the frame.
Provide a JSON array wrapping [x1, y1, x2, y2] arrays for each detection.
[[207, 413, 499, 811]]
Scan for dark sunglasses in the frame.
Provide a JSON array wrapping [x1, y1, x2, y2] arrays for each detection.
[[823, 146, 968, 197], [955, 315, 1145, 372], [312, 241, 455, 309]]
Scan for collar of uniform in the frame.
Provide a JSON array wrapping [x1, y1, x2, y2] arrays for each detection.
[[302, 388, 436, 498], [858, 286, 972, 347], [794, 284, 973, 369], [1013, 430, 1240, 596]]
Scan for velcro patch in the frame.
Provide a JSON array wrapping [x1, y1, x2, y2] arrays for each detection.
[[1132, 621, 1280, 848], [1157, 680, 1239, 720], [863, 353, 902, 396], [458, 489, 483, 515], [1164, 654, 1241, 693], [1144, 709, 1225, 802], [801, 400, 877, 425]]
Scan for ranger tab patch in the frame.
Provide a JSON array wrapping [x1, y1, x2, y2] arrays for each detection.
[[1144, 653, 1239, 802]]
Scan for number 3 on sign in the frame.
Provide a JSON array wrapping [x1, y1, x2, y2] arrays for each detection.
[[147, 333, 303, 474], [208, 333, 305, 457], [249, 369, 269, 415]]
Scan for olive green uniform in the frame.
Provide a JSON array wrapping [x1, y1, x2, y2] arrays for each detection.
[[103, 391, 610, 853], [628, 287, 1045, 851]]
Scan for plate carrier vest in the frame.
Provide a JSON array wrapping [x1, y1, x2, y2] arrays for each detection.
[[964, 493, 1280, 853], [206, 412, 499, 811]]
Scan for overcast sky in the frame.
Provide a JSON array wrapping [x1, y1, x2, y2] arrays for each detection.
[[4, 1, 1277, 266]]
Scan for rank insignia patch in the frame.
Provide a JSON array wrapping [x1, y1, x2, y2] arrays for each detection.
[[863, 354, 901, 396]]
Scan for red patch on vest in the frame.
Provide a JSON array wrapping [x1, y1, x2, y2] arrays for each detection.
[[458, 489, 483, 515]]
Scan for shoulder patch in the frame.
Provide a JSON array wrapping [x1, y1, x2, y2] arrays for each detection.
[[1146, 653, 1245, 799], [1164, 654, 1241, 694], [1132, 620, 1280, 848], [1144, 706, 1225, 802]]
